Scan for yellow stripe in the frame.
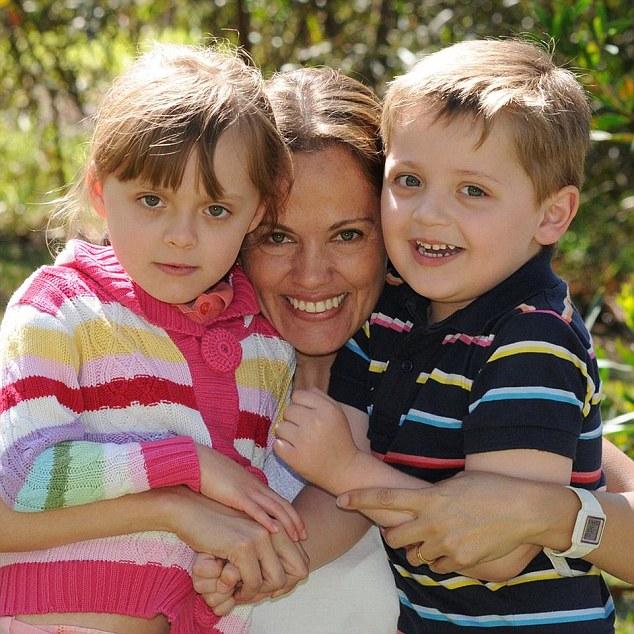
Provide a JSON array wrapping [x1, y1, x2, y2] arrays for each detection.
[[236, 358, 292, 389], [394, 564, 601, 591], [362, 322, 370, 338], [487, 341, 596, 416], [370, 360, 388, 374], [3, 321, 183, 365], [416, 368, 472, 391]]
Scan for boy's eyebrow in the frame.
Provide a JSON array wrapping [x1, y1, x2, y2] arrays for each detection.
[[457, 169, 503, 185]]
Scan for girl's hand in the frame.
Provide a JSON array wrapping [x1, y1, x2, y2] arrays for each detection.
[[196, 446, 306, 541], [273, 388, 362, 494]]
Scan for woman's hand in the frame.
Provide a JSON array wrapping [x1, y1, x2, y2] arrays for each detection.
[[274, 388, 363, 494], [192, 519, 310, 614], [164, 487, 305, 601], [337, 472, 546, 574], [196, 445, 305, 541]]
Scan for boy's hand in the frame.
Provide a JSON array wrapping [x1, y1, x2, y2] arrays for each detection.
[[273, 388, 362, 494], [196, 446, 306, 541]]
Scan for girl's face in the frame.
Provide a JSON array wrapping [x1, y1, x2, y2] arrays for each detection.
[[242, 145, 386, 357], [89, 128, 264, 305]]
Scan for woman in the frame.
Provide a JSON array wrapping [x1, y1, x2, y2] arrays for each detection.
[[1, 65, 633, 631]]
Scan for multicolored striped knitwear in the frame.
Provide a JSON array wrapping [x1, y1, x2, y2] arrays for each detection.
[[330, 249, 614, 633], [0, 240, 295, 633]]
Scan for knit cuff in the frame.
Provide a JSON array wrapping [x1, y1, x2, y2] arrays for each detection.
[[140, 436, 201, 492]]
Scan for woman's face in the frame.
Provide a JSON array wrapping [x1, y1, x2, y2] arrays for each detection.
[[243, 145, 386, 357]]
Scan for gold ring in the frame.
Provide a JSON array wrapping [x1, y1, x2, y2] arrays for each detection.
[[271, 420, 280, 437], [416, 543, 428, 565]]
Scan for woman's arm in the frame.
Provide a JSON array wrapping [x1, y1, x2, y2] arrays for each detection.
[[337, 470, 634, 584], [0, 486, 309, 600]]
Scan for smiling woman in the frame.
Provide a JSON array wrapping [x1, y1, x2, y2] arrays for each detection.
[[243, 145, 385, 367]]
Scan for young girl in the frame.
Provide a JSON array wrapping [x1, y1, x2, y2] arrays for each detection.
[[0, 43, 306, 634]]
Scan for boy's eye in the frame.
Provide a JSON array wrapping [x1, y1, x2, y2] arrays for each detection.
[[336, 229, 362, 242], [206, 205, 230, 218], [140, 194, 163, 208], [461, 185, 486, 197], [396, 174, 421, 188]]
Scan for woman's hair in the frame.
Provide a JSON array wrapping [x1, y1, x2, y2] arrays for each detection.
[[54, 42, 291, 240], [382, 39, 591, 202], [264, 67, 383, 195]]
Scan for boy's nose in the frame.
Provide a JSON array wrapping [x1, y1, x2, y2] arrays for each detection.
[[412, 194, 449, 225]]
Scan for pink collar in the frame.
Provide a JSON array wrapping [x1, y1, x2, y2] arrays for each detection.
[[176, 282, 234, 325]]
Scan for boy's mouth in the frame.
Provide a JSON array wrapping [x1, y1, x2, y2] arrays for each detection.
[[415, 241, 462, 258]]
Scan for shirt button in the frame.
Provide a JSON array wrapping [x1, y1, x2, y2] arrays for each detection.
[[400, 359, 414, 372]]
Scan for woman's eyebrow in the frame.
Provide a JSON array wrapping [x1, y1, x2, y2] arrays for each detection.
[[330, 216, 377, 230]]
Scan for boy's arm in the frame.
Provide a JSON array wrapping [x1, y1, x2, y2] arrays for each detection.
[[274, 388, 431, 527]]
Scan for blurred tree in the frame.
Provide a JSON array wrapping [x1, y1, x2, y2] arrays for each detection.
[[0, 0, 632, 302]]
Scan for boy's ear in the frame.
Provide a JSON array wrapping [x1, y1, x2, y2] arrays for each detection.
[[86, 163, 107, 220], [534, 185, 579, 246], [246, 202, 267, 233]]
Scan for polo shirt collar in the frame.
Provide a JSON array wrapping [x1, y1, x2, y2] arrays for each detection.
[[400, 248, 559, 333]]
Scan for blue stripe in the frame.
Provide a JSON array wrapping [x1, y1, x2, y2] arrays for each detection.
[[344, 338, 370, 362], [579, 425, 603, 440], [399, 591, 614, 628], [403, 408, 463, 429], [469, 387, 583, 414]]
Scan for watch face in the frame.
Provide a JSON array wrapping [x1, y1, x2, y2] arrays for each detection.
[[581, 516, 605, 545]]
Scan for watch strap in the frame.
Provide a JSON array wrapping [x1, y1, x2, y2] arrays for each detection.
[[543, 486, 606, 577]]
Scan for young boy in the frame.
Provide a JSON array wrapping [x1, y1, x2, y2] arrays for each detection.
[[274, 39, 613, 633]]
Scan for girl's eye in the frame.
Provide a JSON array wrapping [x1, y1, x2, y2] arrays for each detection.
[[140, 194, 163, 208], [336, 229, 362, 242], [396, 174, 421, 188], [206, 205, 230, 218], [269, 231, 290, 244], [461, 184, 486, 197]]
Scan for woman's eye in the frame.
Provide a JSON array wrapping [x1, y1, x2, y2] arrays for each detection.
[[140, 194, 163, 208], [336, 229, 362, 242], [206, 205, 230, 218], [396, 174, 421, 188], [269, 231, 290, 244], [461, 185, 486, 197]]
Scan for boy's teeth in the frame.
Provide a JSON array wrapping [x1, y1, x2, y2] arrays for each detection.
[[288, 293, 346, 314], [416, 241, 459, 257]]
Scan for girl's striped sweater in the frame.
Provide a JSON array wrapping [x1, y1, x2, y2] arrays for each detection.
[[0, 240, 295, 632]]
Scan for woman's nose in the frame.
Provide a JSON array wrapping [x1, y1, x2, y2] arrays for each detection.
[[291, 245, 333, 287]]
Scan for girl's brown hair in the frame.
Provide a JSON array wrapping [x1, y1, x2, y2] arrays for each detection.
[[54, 42, 291, 240]]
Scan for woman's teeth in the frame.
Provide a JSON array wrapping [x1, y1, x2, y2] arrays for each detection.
[[288, 293, 346, 313], [416, 241, 460, 257]]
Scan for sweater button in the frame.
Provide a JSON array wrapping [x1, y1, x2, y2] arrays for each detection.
[[201, 328, 242, 373], [400, 359, 414, 372]]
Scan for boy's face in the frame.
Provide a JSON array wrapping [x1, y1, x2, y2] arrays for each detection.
[[382, 109, 548, 323]]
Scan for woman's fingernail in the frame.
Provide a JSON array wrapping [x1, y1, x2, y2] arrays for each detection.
[[336, 494, 349, 508]]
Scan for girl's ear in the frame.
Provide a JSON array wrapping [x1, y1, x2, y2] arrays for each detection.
[[534, 185, 579, 246], [86, 163, 107, 220], [246, 202, 267, 233]]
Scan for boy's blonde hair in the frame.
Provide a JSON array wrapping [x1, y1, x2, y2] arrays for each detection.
[[55, 42, 290, 239], [382, 39, 591, 202], [265, 67, 383, 194]]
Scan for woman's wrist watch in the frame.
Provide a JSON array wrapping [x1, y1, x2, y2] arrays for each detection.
[[543, 486, 606, 576]]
